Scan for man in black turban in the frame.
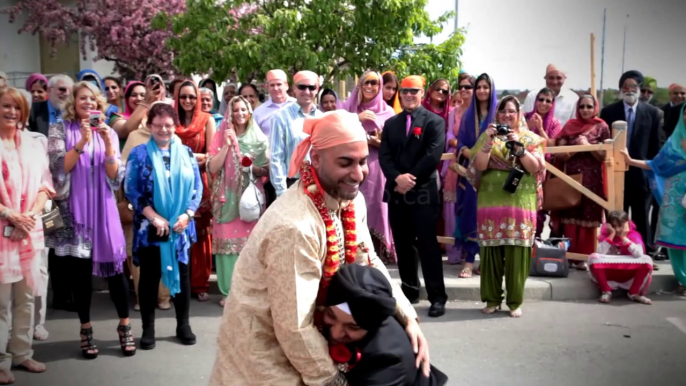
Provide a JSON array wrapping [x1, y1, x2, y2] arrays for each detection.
[[601, 70, 662, 256], [324, 264, 448, 386]]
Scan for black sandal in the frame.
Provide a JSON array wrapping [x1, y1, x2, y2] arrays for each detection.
[[80, 327, 98, 360], [117, 324, 137, 357]]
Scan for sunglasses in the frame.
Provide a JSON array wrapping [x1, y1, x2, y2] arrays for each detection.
[[363, 80, 379, 87], [179, 95, 197, 101], [641, 89, 654, 95], [458, 85, 473, 91], [435, 88, 450, 95], [400, 88, 421, 95], [579, 104, 594, 110], [537, 98, 553, 104], [58, 87, 68, 93], [296, 84, 317, 92]]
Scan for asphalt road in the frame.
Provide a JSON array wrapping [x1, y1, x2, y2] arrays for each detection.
[[15, 292, 686, 386]]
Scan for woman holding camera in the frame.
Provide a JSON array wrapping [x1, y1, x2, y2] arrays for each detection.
[[124, 102, 201, 350], [46, 81, 135, 359], [468, 96, 545, 318], [553, 95, 610, 270]]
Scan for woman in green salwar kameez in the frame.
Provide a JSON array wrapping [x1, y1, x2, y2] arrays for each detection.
[[467, 96, 546, 317]]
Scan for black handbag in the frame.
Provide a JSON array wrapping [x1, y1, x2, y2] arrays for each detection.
[[530, 237, 570, 277], [41, 205, 64, 235]]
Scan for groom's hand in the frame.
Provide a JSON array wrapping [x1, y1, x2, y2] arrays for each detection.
[[405, 318, 430, 377]]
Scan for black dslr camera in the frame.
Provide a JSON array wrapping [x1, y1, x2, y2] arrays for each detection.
[[495, 124, 511, 136]]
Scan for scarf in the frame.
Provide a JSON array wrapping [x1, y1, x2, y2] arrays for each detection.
[[318, 88, 342, 112], [122, 81, 145, 119], [25, 73, 48, 92], [342, 70, 396, 133], [598, 221, 645, 255], [524, 94, 557, 137], [647, 103, 686, 204], [208, 96, 268, 224], [556, 95, 605, 138], [146, 136, 195, 296], [77, 69, 105, 91], [381, 71, 402, 114], [199, 78, 221, 113], [65, 121, 126, 276], [458, 75, 497, 151], [175, 80, 211, 153], [0, 129, 53, 291], [421, 79, 452, 125]]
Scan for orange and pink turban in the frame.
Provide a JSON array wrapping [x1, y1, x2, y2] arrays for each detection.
[[401, 75, 425, 89], [288, 111, 367, 177]]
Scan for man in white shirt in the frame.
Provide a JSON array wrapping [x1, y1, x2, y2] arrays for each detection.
[[253, 70, 296, 137], [523, 64, 579, 126], [269, 71, 322, 197]]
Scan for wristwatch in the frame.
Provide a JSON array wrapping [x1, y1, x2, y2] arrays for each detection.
[[74, 146, 85, 155], [185, 209, 195, 218]]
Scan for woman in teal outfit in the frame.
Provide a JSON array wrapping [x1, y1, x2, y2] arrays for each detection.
[[622, 103, 686, 294]]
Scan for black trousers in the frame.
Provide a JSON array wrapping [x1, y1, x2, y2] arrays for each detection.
[[138, 247, 190, 329], [264, 181, 277, 208], [51, 254, 130, 324], [48, 248, 73, 307], [650, 196, 660, 251], [388, 201, 447, 305], [625, 187, 653, 252]]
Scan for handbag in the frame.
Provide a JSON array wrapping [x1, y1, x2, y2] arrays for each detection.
[[542, 165, 583, 211], [41, 200, 64, 235], [239, 168, 264, 223], [530, 237, 570, 277]]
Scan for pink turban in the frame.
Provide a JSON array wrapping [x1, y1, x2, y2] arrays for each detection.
[[266, 69, 288, 83], [293, 70, 319, 86], [25, 73, 48, 91], [288, 110, 367, 177]]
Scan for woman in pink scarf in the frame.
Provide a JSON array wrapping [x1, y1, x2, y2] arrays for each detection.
[[589, 210, 653, 305], [0, 87, 55, 381], [342, 70, 397, 262], [25, 73, 49, 103], [207, 96, 269, 307]]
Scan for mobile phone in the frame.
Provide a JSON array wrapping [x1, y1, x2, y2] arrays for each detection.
[[89, 111, 101, 130], [3, 225, 14, 238]]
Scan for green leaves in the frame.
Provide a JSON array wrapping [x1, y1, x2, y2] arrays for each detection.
[[167, 0, 465, 83]]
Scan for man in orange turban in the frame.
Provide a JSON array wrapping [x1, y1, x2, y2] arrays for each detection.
[[210, 110, 431, 385], [379, 75, 448, 317]]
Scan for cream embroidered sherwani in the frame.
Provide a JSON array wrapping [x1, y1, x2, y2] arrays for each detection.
[[209, 181, 417, 386]]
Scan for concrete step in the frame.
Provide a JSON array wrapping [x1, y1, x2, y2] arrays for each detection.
[[207, 259, 679, 301]]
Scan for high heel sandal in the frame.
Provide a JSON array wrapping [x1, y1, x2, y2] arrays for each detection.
[[80, 327, 98, 360], [117, 324, 137, 357]]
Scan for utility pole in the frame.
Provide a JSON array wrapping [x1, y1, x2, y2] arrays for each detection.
[[454, 0, 459, 32], [621, 14, 629, 74], [599, 8, 607, 106]]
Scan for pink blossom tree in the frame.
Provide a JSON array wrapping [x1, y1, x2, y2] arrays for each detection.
[[2, 0, 186, 79]]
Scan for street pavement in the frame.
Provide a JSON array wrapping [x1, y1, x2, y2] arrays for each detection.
[[15, 292, 686, 386]]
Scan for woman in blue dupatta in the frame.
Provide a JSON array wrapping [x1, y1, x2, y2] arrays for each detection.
[[125, 102, 202, 350], [622, 103, 686, 295], [453, 73, 497, 277]]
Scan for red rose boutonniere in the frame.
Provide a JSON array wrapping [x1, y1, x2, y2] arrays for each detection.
[[241, 155, 253, 172], [412, 127, 422, 139]]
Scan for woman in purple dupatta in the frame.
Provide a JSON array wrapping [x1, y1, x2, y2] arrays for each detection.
[[342, 70, 397, 262], [46, 81, 135, 359], [454, 73, 497, 276]]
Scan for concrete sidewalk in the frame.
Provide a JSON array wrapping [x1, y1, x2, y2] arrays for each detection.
[[207, 260, 679, 301]]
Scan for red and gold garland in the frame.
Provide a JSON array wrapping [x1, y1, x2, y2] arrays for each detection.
[[299, 162, 358, 328]]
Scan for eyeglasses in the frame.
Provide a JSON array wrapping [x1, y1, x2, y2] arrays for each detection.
[[546, 76, 564, 81], [179, 95, 197, 101], [58, 87, 68, 93], [640, 89, 654, 95], [578, 104, 594, 110], [458, 85, 473, 91], [435, 88, 450, 95], [363, 80, 379, 87], [498, 110, 518, 115], [400, 88, 421, 95], [151, 123, 175, 131], [296, 84, 317, 92], [537, 98, 553, 104]]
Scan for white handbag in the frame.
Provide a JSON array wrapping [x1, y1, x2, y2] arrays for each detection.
[[239, 168, 264, 222]]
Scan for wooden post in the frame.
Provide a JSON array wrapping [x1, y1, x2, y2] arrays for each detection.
[[590, 33, 596, 98], [611, 121, 628, 210]]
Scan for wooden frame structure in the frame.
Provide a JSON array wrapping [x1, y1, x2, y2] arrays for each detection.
[[437, 121, 629, 262]]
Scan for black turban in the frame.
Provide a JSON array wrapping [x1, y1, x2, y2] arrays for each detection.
[[619, 70, 644, 89], [326, 264, 397, 331]]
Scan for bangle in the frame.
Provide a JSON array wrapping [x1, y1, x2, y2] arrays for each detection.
[[0, 207, 11, 219], [74, 146, 84, 155], [105, 155, 117, 164]]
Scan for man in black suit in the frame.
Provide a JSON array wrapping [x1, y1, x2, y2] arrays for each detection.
[[379, 75, 447, 317], [28, 74, 73, 136], [600, 70, 662, 254], [661, 84, 686, 139]]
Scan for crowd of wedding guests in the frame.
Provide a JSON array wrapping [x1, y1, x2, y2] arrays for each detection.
[[1, 63, 685, 382]]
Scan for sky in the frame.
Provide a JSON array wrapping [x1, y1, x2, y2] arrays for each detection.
[[422, 0, 686, 90]]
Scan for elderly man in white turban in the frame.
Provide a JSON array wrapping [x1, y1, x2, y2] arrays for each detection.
[[209, 111, 430, 386]]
